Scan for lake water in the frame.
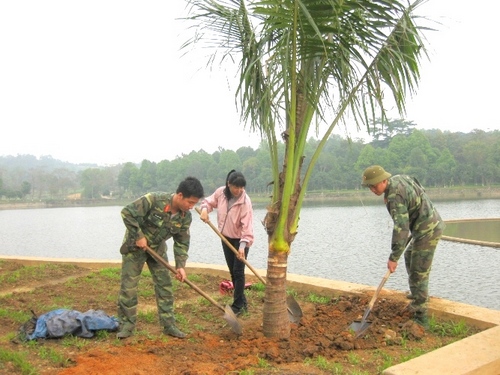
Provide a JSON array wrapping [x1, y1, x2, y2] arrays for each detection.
[[1, 199, 499, 310]]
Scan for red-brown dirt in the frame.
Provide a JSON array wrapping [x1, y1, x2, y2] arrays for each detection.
[[0, 260, 479, 374]]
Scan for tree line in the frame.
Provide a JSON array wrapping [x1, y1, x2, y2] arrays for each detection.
[[1, 125, 499, 200]]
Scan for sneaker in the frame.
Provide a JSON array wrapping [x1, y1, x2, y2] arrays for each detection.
[[406, 293, 415, 300], [164, 325, 186, 339], [116, 323, 135, 339]]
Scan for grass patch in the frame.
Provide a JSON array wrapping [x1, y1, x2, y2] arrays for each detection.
[[430, 317, 471, 338], [0, 348, 39, 375], [138, 310, 156, 324], [0, 264, 78, 285], [98, 267, 121, 280], [307, 293, 330, 304], [38, 346, 72, 367]]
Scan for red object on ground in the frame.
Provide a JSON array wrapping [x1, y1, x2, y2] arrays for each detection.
[[219, 280, 253, 294]]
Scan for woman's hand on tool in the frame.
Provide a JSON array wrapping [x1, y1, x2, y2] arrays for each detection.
[[237, 248, 245, 260], [199, 208, 210, 223]]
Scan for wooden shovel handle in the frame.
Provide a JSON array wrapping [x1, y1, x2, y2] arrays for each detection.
[[195, 207, 267, 285], [368, 236, 414, 310], [367, 269, 391, 310], [144, 245, 225, 313]]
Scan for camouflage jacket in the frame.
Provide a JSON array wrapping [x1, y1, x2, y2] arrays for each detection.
[[120, 192, 192, 268], [384, 175, 444, 261]]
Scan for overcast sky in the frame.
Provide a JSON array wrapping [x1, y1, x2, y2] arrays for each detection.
[[1, 1, 498, 166]]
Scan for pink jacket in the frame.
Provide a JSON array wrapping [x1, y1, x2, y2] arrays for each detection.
[[200, 186, 254, 247]]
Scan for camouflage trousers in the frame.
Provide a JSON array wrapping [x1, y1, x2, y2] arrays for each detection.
[[404, 229, 443, 313], [117, 245, 176, 328]]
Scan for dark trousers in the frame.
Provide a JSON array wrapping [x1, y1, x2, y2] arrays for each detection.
[[221, 237, 249, 311]]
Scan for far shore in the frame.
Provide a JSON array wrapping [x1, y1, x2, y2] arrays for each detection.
[[1, 186, 499, 210]]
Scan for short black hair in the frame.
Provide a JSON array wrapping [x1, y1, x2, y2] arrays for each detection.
[[177, 177, 204, 198]]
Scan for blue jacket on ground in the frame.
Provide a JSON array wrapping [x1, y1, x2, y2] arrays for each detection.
[[27, 309, 119, 340]]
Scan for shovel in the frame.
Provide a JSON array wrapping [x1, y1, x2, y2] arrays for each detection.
[[349, 269, 391, 338], [144, 245, 242, 335], [350, 237, 414, 337], [195, 207, 303, 323]]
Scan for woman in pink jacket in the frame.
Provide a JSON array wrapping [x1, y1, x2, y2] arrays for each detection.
[[199, 170, 254, 316]]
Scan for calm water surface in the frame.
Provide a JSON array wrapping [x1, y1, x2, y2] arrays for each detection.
[[1, 199, 499, 310]]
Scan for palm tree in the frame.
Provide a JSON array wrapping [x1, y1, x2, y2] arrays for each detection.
[[184, 0, 429, 338]]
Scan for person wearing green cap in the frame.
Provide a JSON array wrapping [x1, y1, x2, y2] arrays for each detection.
[[361, 165, 445, 329]]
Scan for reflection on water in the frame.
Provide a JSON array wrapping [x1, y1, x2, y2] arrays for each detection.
[[0, 199, 499, 310]]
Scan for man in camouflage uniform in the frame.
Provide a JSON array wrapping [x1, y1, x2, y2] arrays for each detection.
[[116, 177, 204, 339], [362, 166, 445, 329]]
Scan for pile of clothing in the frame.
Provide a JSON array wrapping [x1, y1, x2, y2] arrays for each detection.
[[16, 308, 119, 342]]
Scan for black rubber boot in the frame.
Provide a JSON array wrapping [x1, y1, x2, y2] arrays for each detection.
[[116, 323, 135, 339], [412, 311, 429, 329], [164, 325, 186, 339]]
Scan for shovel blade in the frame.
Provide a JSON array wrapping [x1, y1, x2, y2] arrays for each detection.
[[223, 305, 242, 335], [286, 294, 303, 323], [349, 320, 372, 338]]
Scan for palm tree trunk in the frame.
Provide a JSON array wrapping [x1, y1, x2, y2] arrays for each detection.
[[263, 249, 291, 338]]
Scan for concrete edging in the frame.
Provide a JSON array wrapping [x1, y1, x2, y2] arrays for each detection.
[[2, 256, 500, 374]]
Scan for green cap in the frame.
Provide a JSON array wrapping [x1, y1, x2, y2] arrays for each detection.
[[361, 165, 391, 186]]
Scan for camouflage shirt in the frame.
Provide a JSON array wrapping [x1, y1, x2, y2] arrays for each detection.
[[121, 192, 192, 268], [384, 175, 444, 262]]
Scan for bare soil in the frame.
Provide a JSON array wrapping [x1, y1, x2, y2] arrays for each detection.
[[0, 260, 480, 375]]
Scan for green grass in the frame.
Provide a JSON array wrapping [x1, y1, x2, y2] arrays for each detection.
[[0, 348, 39, 375], [251, 282, 266, 292], [399, 347, 427, 363], [236, 370, 255, 375], [304, 355, 341, 372], [95, 330, 110, 340], [138, 310, 156, 324], [0, 308, 32, 324], [138, 288, 155, 298], [0, 264, 78, 285], [61, 335, 90, 349], [38, 346, 72, 367], [429, 317, 471, 338], [347, 352, 361, 365], [187, 274, 203, 283], [256, 355, 272, 369], [175, 312, 189, 327], [307, 293, 330, 304], [375, 350, 394, 372], [98, 267, 121, 280]]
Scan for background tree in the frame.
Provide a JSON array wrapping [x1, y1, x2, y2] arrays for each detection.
[[369, 118, 417, 147], [431, 148, 456, 186], [216, 149, 243, 184], [21, 181, 31, 198], [0, 128, 498, 200], [80, 168, 108, 199], [185, 0, 429, 338], [117, 162, 140, 197]]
